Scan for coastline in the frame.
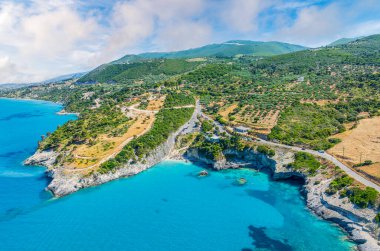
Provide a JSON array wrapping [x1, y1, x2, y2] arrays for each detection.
[[0, 97, 79, 116], [0, 96, 62, 105], [17, 95, 378, 250], [24, 101, 199, 197], [56, 110, 80, 116], [166, 153, 356, 240], [23, 143, 379, 250], [23, 135, 379, 250], [180, 147, 380, 251]]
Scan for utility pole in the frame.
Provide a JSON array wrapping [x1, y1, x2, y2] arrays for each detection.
[[360, 152, 362, 164], [342, 147, 345, 159]]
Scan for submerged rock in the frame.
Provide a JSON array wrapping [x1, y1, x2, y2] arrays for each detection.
[[237, 178, 247, 185], [198, 170, 209, 177]]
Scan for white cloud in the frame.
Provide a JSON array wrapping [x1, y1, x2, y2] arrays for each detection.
[[155, 20, 212, 51], [1, 0, 380, 83], [222, 0, 274, 33], [346, 20, 380, 38], [274, 4, 343, 47], [269, 0, 380, 47], [0, 0, 101, 83], [0, 56, 33, 83], [100, 0, 208, 56], [0, 0, 211, 83]]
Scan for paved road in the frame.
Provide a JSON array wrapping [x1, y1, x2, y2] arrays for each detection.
[[181, 100, 201, 135], [257, 139, 380, 192], [198, 109, 380, 192], [200, 111, 228, 134]]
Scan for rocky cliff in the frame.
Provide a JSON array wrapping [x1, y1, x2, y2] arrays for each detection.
[[185, 145, 380, 251], [23, 110, 379, 250], [25, 106, 199, 197]]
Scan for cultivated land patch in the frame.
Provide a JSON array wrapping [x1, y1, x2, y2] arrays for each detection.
[[65, 98, 165, 173], [186, 57, 207, 62], [235, 110, 279, 135], [300, 99, 338, 106], [68, 114, 155, 171], [328, 116, 380, 181], [218, 103, 238, 119], [146, 95, 165, 111]]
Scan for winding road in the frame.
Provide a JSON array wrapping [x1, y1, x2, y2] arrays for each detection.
[[200, 110, 380, 192], [257, 139, 380, 192]]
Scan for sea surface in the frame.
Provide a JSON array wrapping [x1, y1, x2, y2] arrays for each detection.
[[0, 98, 355, 251]]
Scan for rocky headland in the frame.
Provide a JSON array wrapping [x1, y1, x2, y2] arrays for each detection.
[[24, 103, 200, 197], [23, 109, 379, 250]]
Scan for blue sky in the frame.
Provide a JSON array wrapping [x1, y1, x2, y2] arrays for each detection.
[[1, 0, 380, 83]]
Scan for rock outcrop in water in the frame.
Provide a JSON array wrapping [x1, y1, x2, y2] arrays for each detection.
[[185, 146, 380, 251]]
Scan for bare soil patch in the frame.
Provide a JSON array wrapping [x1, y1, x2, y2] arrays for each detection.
[[146, 96, 165, 111], [65, 100, 162, 172], [328, 116, 380, 180], [218, 103, 238, 119]]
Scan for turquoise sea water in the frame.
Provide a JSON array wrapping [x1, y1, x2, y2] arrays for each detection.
[[0, 98, 355, 251]]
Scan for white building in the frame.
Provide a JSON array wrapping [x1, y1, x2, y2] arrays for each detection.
[[234, 126, 250, 134], [207, 135, 220, 143]]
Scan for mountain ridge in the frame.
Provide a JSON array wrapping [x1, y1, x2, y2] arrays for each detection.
[[113, 40, 308, 64], [328, 37, 363, 46]]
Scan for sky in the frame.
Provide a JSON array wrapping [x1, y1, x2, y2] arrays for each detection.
[[1, 0, 380, 84]]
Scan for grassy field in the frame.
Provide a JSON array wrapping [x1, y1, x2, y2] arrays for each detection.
[[64, 98, 163, 172], [328, 116, 380, 182], [67, 113, 155, 170]]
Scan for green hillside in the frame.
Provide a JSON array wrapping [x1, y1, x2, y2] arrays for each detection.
[[2, 35, 380, 152], [178, 35, 380, 149], [78, 59, 202, 84], [114, 40, 307, 63], [328, 37, 361, 46], [79, 40, 306, 84]]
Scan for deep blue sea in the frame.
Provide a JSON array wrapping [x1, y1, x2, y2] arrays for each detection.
[[0, 98, 355, 251]]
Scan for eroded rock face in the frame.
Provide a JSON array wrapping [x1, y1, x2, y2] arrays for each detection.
[[185, 146, 294, 173], [304, 174, 380, 251], [24, 150, 59, 169], [185, 148, 226, 169], [25, 105, 200, 197], [185, 146, 380, 251], [47, 136, 178, 196]]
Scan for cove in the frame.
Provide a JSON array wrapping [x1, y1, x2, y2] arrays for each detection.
[[0, 98, 355, 250], [0, 98, 76, 216]]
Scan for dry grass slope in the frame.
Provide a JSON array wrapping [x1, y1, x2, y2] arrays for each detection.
[[328, 116, 380, 182]]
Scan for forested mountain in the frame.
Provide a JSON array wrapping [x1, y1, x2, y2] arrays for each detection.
[[78, 40, 306, 84], [328, 37, 361, 46], [2, 35, 380, 152], [113, 40, 307, 63], [77, 59, 203, 84]]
